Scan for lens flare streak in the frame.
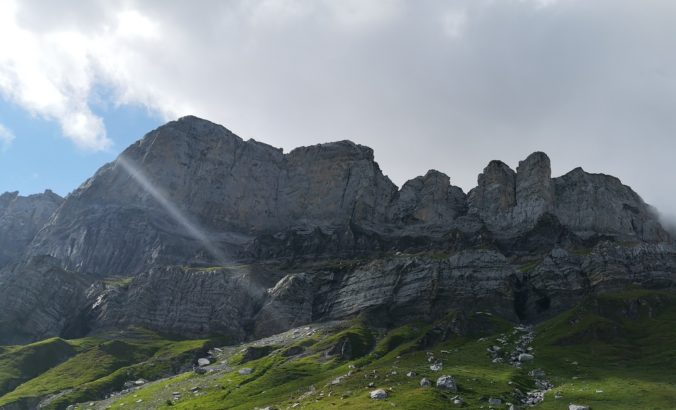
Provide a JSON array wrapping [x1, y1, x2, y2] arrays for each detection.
[[117, 155, 227, 264]]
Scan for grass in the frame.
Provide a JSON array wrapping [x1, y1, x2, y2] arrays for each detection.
[[519, 259, 542, 273], [532, 290, 676, 410], [102, 277, 134, 287], [0, 337, 77, 396], [102, 318, 529, 409], [0, 330, 214, 410], [2, 290, 676, 409], [312, 321, 375, 360]]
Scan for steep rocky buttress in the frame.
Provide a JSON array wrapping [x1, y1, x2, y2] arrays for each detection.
[[0, 190, 63, 267], [0, 116, 673, 345]]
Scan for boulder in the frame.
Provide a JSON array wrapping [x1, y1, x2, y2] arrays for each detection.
[[518, 353, 534, 362], [370, 389, 388, 400], [436, 375, 457, 392]]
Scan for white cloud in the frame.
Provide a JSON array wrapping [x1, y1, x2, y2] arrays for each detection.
[[115, 10, 160, 39], [529, 0, 562, 8], [441, 10, 467, 38], [1, 0, 676, 219], [323, 0, 403, 28], [0, 0, 114, 150], [0, 123, 15, 151]]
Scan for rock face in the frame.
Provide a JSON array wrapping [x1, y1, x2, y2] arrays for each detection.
[[553, 167, 666, 241], [27, 117, 399, 275], [0, 190, 63, 267], [254, 273, 315, 337], [60, 239, 673, 340], [0, 256, 90, 345], [468, 160, 517, 230], [514, 152, 555, 226], [0, 115, 674, 344], [469, 151, 667, 241], [314, 250, 519, 323], [388, 170, 466, 225], [89, 265, 273, 340], [24, 117, 670, 277]]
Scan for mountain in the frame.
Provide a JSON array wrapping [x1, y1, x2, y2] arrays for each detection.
[[1, 116, 675, 410], [24, 116, 668, 276], [0, 190, 63, 268], [0, 115, 673, 347]]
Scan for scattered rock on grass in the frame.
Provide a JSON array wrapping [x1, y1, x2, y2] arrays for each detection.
[[370, 389, 388, 400], [331, 376, 345, 385], [518, 353, 534, 362], [436, 376, 457, 392]]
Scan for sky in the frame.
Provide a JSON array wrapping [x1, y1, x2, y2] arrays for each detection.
[[0, 0, 675, 226]]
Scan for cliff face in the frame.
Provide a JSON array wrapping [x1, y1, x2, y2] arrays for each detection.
[[88, 265, 274, 341], [0, 115, 673, 344], [0, 256, 90, 345], [26, 117, 669, 276], [79, 240, 676, 340], [27, 118, 400, 275], [468, 151, 667, 241], [0, 190, 63, 268]]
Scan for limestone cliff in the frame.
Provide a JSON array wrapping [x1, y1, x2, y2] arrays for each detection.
[[0, 190, 63, 267], [0, 115, 673, 345]]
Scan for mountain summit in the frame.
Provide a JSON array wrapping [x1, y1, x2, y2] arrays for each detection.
[[0, 116, 673, 345]]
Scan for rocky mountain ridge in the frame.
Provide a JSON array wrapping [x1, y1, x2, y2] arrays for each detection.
[[0, 115, 674, 345], [20, 116, 669, 275], [0, 190, 63, 267]]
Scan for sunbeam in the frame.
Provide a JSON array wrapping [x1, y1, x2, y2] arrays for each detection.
[[116, 155, 228, 265]]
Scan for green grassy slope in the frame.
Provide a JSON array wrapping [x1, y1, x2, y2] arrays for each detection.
[[2, 290, 675, 410], [0, 329, 215, 409], [533, 289, 676, 410], [0, 337, 77, 396]]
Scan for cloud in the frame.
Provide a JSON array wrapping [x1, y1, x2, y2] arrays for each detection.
[[1, 0, 676, 220], [658, 213, 676, 239], [0, 123, 15, 151], [0, 0, 113, 150], [441, 10, 467, 39]]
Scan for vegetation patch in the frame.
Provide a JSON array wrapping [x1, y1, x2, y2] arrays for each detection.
[[2, 291, 676, 409], [0, 331, 212, 410], [0, 338, 77, 396]]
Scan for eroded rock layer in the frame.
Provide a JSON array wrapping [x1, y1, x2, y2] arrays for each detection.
[[0, 115, 673, 344]]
